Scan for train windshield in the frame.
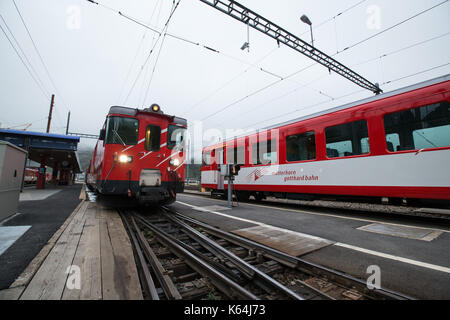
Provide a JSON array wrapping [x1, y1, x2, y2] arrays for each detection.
[[105, 116, 139, 146], [167, 124, 186, 151]]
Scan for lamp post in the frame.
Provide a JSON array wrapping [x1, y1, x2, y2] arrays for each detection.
[[300, 14, 314, 48]]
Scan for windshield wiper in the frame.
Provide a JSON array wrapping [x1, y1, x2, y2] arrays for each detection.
[[112, 129, 126, 147]]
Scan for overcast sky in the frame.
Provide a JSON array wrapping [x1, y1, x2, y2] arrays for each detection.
[[1, 0, 449, 161]]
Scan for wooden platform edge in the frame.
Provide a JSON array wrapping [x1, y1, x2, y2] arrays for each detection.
[[6, 199, 85, 295]]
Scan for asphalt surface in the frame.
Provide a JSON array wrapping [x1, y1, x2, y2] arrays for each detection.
[[169, 192, 450, 299], [0, 184, 82, 290]]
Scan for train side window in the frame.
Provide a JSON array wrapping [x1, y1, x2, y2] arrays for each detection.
[[384, 101, 450, 151], [386, 133, 400, 152], [226, 146, 245, 164], [252, 140, 277, 165], [203, 151, 211, 165], [325, 120, 370, 158], [145, 125, 161, 151], [286, 131, 316, 162]]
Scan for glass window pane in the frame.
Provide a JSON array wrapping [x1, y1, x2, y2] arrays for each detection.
[[384, 101, 450, 151], [203, 151, 211, 165], [252, 140, 277, 165], [325, 120, 369, 158], [145, 125, 161, 151], [106, 117, 139, 145], [286, 131, 316, 162], [386, 133, 400, 152], [167, 125, 186, 150]]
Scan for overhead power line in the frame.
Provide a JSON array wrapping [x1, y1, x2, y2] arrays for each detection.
[[199, 0, 382, 94], [338, 0, 449, 54], [0, 20, 48, 100], [242, 61, 450, 131], [122, 0, 182, 105], [12, 0, 70, 111], [197, 0, 449, 123], [0, 14, 50, 97]]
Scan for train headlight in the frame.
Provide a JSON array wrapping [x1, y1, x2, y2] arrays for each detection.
[[119, 155, 132, 163], [170, 158, 180, 166]]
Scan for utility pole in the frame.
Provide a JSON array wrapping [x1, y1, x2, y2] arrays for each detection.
[[46, 94, 55, 133], [66, 111, 71, 135]]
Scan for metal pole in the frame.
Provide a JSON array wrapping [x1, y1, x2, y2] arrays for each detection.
[[66, 111, 71, 135], [310, 25, 314, 48], [227, 177, 232, 208], [46, 94, 55, 133]]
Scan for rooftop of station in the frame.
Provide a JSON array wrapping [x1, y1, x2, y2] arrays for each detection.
[[0, 129, 82, 173]]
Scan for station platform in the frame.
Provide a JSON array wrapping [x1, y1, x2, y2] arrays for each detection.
[[0, 185, 142, 300]]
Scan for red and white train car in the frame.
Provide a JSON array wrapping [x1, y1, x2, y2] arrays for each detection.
[[201, 75, 450, 204], [87, 105, 187, 205], [24, 168, 38, 184]]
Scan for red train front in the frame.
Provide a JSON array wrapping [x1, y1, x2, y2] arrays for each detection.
[[87, 104, 186, 205]]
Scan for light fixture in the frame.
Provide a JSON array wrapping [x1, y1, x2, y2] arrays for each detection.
[[119, 155, 132, 163], [300, 14, 314, 48], [240, 42, 249, 51], [151, 104, 160, 112], [170, 158, 180, 166]]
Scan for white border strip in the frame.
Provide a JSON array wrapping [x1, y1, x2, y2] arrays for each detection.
[[334, 242, 450, 274]]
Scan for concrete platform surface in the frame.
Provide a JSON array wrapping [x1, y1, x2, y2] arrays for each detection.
[[19, 188, 61, 201], [0, 184, 82, 290]]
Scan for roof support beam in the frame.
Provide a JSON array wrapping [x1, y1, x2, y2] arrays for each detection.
[[199, 0, 382, 94]]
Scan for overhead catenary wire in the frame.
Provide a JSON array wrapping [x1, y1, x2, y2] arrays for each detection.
[[12, 0, 70, 112], [338, 0, 449, 54], [122, 0, 182, 105], [229, 32, 450, 127], [0, 14, 50, 97], [0, 21, 49, 100], [117, 0, 163, 103], [197, 0, 450, 123], [241, 61, 450, 131]]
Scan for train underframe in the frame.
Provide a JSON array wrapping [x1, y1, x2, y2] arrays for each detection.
[[91, 179, 185, 206]]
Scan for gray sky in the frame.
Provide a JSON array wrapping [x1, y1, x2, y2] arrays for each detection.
[[1, 0, 449, 161]]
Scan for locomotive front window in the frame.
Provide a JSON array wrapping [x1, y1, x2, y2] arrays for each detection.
[[105, 116, 139, 146], [384, 101, 450, 152], [167, 125, 186, 151], [145, 125, 161, 151]]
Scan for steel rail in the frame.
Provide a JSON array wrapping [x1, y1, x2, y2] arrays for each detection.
[[119, 211, 160, 300], [167, 207, 415, 300], [134, 214, 260, 300], [161, 211, 304, 300], [129, 216, 182, 300]]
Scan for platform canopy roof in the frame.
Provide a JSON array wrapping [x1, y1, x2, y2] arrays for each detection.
[[0, 129, 81, 173]]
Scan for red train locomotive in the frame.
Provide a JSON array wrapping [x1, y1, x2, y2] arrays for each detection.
[[201, 75, 450, 205], [87, 104, 187, 205]]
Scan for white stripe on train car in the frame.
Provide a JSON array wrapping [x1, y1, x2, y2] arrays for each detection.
[[202, 150, 450, 188], [122, 138, 145, 152]]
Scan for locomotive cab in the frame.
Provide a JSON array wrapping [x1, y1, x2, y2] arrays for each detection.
[[90, 105, 187, 205]]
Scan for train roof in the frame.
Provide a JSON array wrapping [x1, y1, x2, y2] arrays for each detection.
[[108, 106, 187, 127], [203, 74, 450, 151], [266, 74, 450, 132]]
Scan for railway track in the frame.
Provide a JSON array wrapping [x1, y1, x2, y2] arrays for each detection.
[[119, 207, 414, 300]]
